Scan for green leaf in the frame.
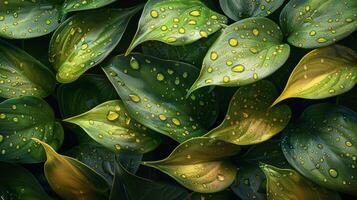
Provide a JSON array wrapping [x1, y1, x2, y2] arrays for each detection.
[[102, 53, 219, 143], [126, 0, 227, 54], [62, 0, 117, 14], [188, 17, 290, 94], [206, 80, 291, 145], [281, 103, 357, 196], [64, 100, 161, 153], [280, 0, 357, 48], [34, 138, 110, 200], [0, 0, 61, 39], [186, 190, 235, 200], [0, 40, 56, 99], [272, 45, 357, 106], [0, 162, 53, 200], [110, 159, 189, 200], [143, 137, 240, 193], [260, 164, 341, 200], [49, 7, 141, 83], [0, 96, 64, 163], [219, 0, 284, 21]]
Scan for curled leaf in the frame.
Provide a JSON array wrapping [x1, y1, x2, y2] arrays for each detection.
[[280, 0, 357, 48], [62, 0, 117, 14], [64, 100, 161, 153], [143, 137, 240, 193], [126, 0, 227, 54], [272, 45, 357, 106], [189, 17, 290, 94]]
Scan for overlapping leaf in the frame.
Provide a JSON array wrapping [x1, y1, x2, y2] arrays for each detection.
[[0, 40, 56, 99], [102, 53, 219, 142], [206, 80, 291, 145], [0, 96, 64, 163], [272, 45, 357, 106], [49, 7, 141, 83], [143, 137, 240, 193], [64, 100, 161, 153], [62, 0, 117, 14], [280, 0, 357, 48], [126, 0, 227, 54], [189, 17, 290, 94]]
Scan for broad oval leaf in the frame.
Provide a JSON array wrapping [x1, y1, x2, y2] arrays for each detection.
[[102, 53, 219, 143], [206, 80, 291, 145], [281, 104, 357, 196], [219, 0, 284, 21], [49, 7, 141, 83], [272, 45, 357, 106], [188, 17, 290, 94], [0, 162, 53, 200], [260, 164, 341, 200], [64, 100, 161, 153], [34, 139, 110, 200], [62, 0, 117, 14], [126, 0, 227, 54], [143, 137, 240, 193], [280, 0, 357, 48], [0, 40, 56, 99], [0, 0, 61, 39], [0, 96, 64, 163]]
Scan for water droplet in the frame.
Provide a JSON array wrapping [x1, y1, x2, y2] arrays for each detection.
[[150, 10, 159, 18], [200, 31, 208, 38], [115, 144, 121, 150], [205, 79, 212, 84], [172, 118, 181, 126], [188, 20, 196, 25], [166, 37, 177, 43], [231, 65, 245, 73], [346, 141, 353, 147], [12, 105, 17, 110], [317, 37, 327, 43], [252, 29, 259, 36], [304, 5, 311, 12], [309, 30, 316, 36], [156, 73, 165, 81], [159, 114, 167, 121], [161, 25, 168, 31], [189, 10, 200, 17], [13, 117, 18, 122], [89, 120, 94, 125], [217, 174, 225, 181], [229, 38, 238, 47], [223, 76, 230, 83], [250, 48, 258, 54], [130, 57, 140, 69], [178, 28, 185, 34], [0, 16, 5, 21], [107, 111, 119, 121], [210, 52, 218, 60], [80, 43, 88, 50], [345, 18, 353, 23], [253, 73, 258, 80], [0, 135, 3, 142], [328, 168, 338, 178], [186, 154, 191, 159]]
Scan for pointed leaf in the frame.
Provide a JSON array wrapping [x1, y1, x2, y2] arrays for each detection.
[[281, 104, 357, 196], [62, 0, 117, 14], [219, 0, 284, 21], [0, 0, 61, 39], [272, 45, 357, 106], [34, 139, 110, 200], [102, 53, 219, 142], [206, 80, 291, 145], [0, 96, 63, 163], [280, 0, 357, 48], [189, 17, 290, 93], [64, 100, 161, 153], [143, 137, 240, 193], [0, 40, 56, 99], [49, 7, 141, 83], [260, 164, 341, 200], [126, 0, 227, 54]]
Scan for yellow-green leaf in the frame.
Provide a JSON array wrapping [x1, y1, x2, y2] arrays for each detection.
[[62, 0, 117, 15]]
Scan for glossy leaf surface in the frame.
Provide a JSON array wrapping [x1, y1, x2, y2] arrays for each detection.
[[272, 45, 357, 106], [103, 53, 219, 143], [143, 137, 240, 193], [206, 80, 291, 145], [280, 0, 357, 48], [189, 17, 290, 93], [62, 0, 117, 14], [127, 0, 227, 54], [0, 96, 63, 163]]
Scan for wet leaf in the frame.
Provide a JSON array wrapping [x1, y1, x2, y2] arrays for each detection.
[[0, 96, 64, 163], [143, 137, 240, 193], [206, 80, 291, 145], [280, 0, 357, 48], [186, 190, 236, 200], [49, 7, 141, 83], [0, 162, 53, 200], [34, 138, 110, 200], [64, 100, 161, 153], [272, 45, 357, 106], [62, 0, 117, 15], [219, 0, 284, 21], [0, 40, 56, 99], [189, 17, 290, 94], [126, 0, 227, 54], [281, 104, 357, 196], [0, 0, 62, 39], [102, 53, 219, 143], [260, 164, 341, 200]]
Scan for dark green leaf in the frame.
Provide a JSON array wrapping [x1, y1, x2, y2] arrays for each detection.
[[62, 0, 117, 14], [186, 190, 236, 200]]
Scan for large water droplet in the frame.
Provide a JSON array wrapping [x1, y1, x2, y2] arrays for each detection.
[[129, 94, 141, 103], [130, 57, 140, 70], [107, 111, 119, 121], [328, 168, 338, 178]]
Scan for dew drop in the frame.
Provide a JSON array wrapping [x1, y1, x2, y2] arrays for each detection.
[[328, 169, 338, 178], [172, 118, 181, 126], [156, 73, 165, 81], [150, 10, 159, 18], [231, 65, 245, 73], [80, 43, 88, 50], [223, 76, 230, 83], [130, 57, 140, 70], [217, 174, 225, 181], [229, 38, 238, 47], [178, 28, 185, 34], [200, 31, 208, 38], [252, 29, 259, 36], [129, 94, 141, 103], [166, 37, 177, 43], [189, 10, 200, 17], [0, 135, 3, 143], [210, 52, 218, 60], [115, 144, 121, 150], [0, 113, 6, 119], [159, 114, 167, 121], [346, 141, 353, 147], [107, 111, 119, 121], [309, 30, 316, 36], [317, 37, 327, 43]]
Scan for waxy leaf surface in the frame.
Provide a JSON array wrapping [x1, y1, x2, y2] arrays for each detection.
[[143, 137, 240, 193], [280, 0, 357, 48], [103, 53, 219, 143], [62, 0, 117, 14], [0, 96, 63, 163], [127, 0, 227, 54], [281, 104, 357, 196], [189, 17, 290, 93]]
